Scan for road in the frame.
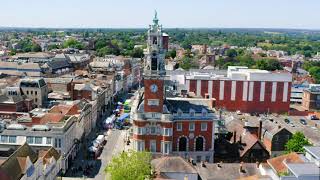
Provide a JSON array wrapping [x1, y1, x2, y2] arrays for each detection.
[[92, 129, 127, 180]]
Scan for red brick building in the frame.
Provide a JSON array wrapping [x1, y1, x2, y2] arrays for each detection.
[[185, 66, 292, 113], [132, 13, 217, 162]]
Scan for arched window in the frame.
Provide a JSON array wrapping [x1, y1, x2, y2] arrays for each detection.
[[151, 52, 158, 70], [195, 137, 204, 151], [179, 137, 187, 151]]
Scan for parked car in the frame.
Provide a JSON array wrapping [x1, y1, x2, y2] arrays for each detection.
[[236, 110, 242, 115], [300, 119, 307, 125], [284, 118, 291, 124]]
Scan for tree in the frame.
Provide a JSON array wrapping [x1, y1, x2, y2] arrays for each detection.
[[131, 48, 144, 58], [256, 59, 282, 71], [308, 66, 320, 83], [226, 49, 238, 58], [31, 43, 42, 52], [166, 49, 177, 59], [63, 38, 84, 49], [105, 150, 152, 180], [285, 132, 311, 153]]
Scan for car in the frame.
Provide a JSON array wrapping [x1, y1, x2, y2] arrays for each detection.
[[236, 110, 242, 115], [284, 118, 291, 124], [300, 119, 307, 125]]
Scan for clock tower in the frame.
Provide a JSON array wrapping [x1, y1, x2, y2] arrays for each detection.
[[143, 11, 167, 113]]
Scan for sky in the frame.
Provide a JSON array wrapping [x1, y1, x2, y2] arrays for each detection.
[[1, 0, 319, 29]]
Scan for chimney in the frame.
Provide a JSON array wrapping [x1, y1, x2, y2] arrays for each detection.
[[258, 120, 262, 140], [233, 131, 237, 143]]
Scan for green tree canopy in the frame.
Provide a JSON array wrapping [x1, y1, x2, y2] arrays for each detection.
[[255, 59, 283, 71], [63, 38, 84, 49], [106, 150, 152, 180], [131, 48, 144, 58], [226, 49, 238, 58], [285, 132, 311, 153]]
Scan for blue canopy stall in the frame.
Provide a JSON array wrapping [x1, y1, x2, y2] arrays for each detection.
[[118, 113, 130, 122]]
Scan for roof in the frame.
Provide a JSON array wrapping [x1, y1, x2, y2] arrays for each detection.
[[304, 146, 320, 159], [267, 152, 304, 174], [0, 143, 38, 180], [151, 156, 197, 174], [226, 120, 266, 157], [286, 162, 320, 177], [40, 113, 65, 124], [197, 163, 262, 180], [165, 97, 214, 113], [0, 94, 24, 104], [46, 58, 70, 70]]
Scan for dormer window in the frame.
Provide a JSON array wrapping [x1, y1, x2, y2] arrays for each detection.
[[202, 109, 207, 117], [177, 109, 183, 116], [190, 109, 195, 117]]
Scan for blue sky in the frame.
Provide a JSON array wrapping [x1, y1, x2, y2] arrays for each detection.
[[1, 0, 319, 29]]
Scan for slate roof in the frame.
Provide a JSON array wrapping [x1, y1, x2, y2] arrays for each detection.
[[46, 58, 70, 70], [165, 97, 213, 113], [0, 143, 38, 180], [151, 156, 197, 174], [0, 94, 24, 104], [197, 163, 263, 180]]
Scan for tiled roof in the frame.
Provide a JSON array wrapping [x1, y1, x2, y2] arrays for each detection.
[[267, 152, 304, 174], [40, 113, 65, 124]]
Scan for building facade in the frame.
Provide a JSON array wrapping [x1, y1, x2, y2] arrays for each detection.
[[185, 66, 292, 113]]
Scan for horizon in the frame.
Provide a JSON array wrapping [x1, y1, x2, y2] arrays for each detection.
[[1, 0, 320, 29]]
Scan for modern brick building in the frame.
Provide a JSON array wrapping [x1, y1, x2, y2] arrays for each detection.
[[185, 66, 292, 113], [131, 13, 218, 162], [302, 84, 320, 111]]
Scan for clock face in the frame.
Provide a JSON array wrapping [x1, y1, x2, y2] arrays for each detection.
[[150, 84, 158, 93]]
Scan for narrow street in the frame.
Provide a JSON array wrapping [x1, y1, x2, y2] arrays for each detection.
[[93, 129, 127, 180]]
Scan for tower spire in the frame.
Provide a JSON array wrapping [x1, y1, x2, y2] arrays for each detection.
[[153, 10, 159, 25]]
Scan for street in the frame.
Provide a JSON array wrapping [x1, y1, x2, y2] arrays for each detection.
[[94, 129, 127, 180], [63, 129, 127, 180]]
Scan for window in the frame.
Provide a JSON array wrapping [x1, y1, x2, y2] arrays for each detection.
[[201, 123, 207, 131], [35, 91, 37, 95], [202, 110, 207, 117], [150, 127, 156, 135], [163, 143, 171, 154], [137, 141, 144, 151], [31, 91, 33, 95], [27, 136, 34, 144], [9, 136, 16, 143], [205, 156, 211, 162], [46, 137, 52, 145], [196, 156, 202, 162], [58, 139, 61, 148], [163, 128, 171, 136], [150, 140, 157, 152], [189, 123, 195, 131], [177, 123, 182, 131], [35, 137, 42, 144], [190, 110, 195, 117], [137, 127, 144, 135], [35, 98, 38, 103], [26, 91, 29, 95], [0, 135, 8, 143], [54, 138, 58, 148]]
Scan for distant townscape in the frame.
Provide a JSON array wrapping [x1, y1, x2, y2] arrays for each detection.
[[0, 12, 319, 180]]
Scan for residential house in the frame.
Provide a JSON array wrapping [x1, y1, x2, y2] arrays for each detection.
[[0, 143, 62, 180]]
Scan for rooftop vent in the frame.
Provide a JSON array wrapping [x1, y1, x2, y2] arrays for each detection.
[[31, 125, 50, 131], [7, 124, 26, 130]]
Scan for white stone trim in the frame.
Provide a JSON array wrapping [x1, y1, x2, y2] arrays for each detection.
[[194, 135, 206, 151], [283, 82, 288, 102], [208, 80, 213, 98], [177, 135, 189, 151], [271, 82, 277, 102], [260, 82, 265, 102], [243, 81, 248, 101], [219, 81, 224, 100], [231, 81, 236, 101], [196, 80, 201, 96], [248, 82, 254, 101]]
